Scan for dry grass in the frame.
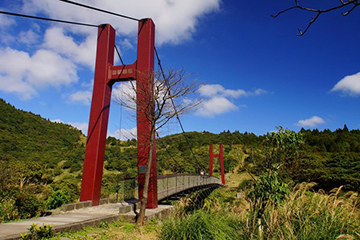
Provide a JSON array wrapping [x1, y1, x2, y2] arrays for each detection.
[[225, 171, 253, 188]]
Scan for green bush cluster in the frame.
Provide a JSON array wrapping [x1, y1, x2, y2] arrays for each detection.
[[46, 190, 71, 210], [20, 223, 53, 240]]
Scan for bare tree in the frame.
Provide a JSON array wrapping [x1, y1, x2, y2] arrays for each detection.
[[272, 0, 360, 36], [114, 68, 200, 225]]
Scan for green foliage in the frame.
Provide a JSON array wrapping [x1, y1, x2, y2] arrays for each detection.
[[14, 191, 45, 219], [97, 220, 109, 229], [252, 184, 360, 239], [1, 97, 360, 224], [46, 190, 71, 210], [0, 197, 19, 222], [159, 211, 240, 240], [185, 184, 360, 239], [254, 127, 303, 177], [20, 223, 53, 240], [247, 169, 290, 218]]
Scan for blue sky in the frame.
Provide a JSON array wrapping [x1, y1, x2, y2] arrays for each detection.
[[0, 0, 360, 139]]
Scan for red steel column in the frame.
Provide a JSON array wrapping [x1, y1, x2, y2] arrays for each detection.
[[209, 144, 214, 176], [136, 19, 157, 209], [80, 24, 115, 206], [219, 144, 225, 185]]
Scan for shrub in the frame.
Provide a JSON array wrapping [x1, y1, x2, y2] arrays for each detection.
[[46, 190, 71, 210], [247, 169, 290, 218], [0, 197, 19, 222], [20, 223, 53, 240], [14, 192, 44, 219]]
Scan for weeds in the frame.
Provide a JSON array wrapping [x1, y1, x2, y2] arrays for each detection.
[[159, 211, 240, 240], [160, 183, 360, 240]]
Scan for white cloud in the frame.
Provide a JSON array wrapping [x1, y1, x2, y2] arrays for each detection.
[[51, 119, 88, 134], [119, 38, 134, 50], [108, 127, 137, 140], [112, 81, 137, 109], [22, 0, 221, 45], [0, 47, 78, 99], [0, 14, 16, 28], [196, 96, 237, 117], [50, 119, 63, 123], [68, 122, 89, 135], [331, 72, 360, 96], [69, 90, 92, 106], [296, 116, 325, 127], [43, 27, 96, 68], [198, 84, 225, 97], [198, 84, 267, 98], [18, 29, 40, 45], [196, 84, 266, 117]]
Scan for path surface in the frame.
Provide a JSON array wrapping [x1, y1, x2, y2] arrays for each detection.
[[0, 203, 173, 240]]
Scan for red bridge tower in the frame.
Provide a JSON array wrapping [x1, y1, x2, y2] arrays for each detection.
[[80, 19, 157, 208]]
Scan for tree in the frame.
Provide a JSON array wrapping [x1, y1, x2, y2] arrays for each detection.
[[114, 68, 199, 225], [272, 0, 360, 36], [255, 126, 303, 178]]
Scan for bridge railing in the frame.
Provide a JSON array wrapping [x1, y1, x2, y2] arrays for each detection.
[[114, 174, 222, 202], [115, 177, 138, 202], [157, 174, 222, 201]]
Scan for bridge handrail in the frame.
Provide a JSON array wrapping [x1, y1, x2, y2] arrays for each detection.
[[113, 174, 222, 202]]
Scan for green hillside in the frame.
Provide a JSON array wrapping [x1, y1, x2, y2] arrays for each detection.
[[1, 98, 359, 223]]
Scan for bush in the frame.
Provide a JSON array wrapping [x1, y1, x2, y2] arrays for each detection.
[[46, 190, 71, 210], [0, 197, 19, 222], [20, 223, 53, 240], [14, 192, 44, 219]]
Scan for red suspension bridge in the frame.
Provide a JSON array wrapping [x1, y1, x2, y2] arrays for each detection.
[[0, 4, 228, 238]]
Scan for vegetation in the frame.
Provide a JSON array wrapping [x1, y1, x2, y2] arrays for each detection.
[[1, 97, 360, 239], [158, 181, 359, 240], [48, 219, 159, 240], [20, 223, 53, 240]]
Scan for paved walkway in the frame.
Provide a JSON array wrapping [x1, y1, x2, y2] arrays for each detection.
[[0, 203, 173, 240]]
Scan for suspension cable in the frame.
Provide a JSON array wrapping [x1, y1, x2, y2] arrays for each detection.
[[155, 132, 179, 173], [0, 10, 98, 28], [154, 47, 201, 173], [59, 0, 141, 22]]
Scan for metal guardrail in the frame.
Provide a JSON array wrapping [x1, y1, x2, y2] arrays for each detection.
[[157, 174, 222, 201], [115, 174, 222, 202]]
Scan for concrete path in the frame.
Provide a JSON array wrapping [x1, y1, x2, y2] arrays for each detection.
[[0, 203, 173, 240]]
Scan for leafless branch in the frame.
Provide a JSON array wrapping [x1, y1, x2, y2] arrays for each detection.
[[272, 0, 360, 36], [113, 68, 200, 134]]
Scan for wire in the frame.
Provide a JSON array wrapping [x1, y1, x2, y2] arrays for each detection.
[[156, 132, 179, 173], [59, 0, 141, 22], [154, 47, 201, 172], [0, 10, 98, 28], [114, 45, 125, 65]]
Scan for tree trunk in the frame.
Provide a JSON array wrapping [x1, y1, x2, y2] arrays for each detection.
[[137, 126, 155, 225]]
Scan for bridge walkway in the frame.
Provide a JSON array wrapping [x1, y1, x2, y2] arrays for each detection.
[[0, 175, 222, 240]]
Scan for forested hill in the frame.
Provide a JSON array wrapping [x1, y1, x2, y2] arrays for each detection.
[[0, 98, 359, 221], [0, 99, 84, 166]]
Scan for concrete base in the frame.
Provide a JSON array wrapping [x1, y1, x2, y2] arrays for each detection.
[[120, 205, 174, 224]]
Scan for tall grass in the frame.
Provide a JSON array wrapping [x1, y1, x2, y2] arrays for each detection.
[[159, 184, 360, 240], [257, 183, 359, 239], [159, 210, 240, 240]]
